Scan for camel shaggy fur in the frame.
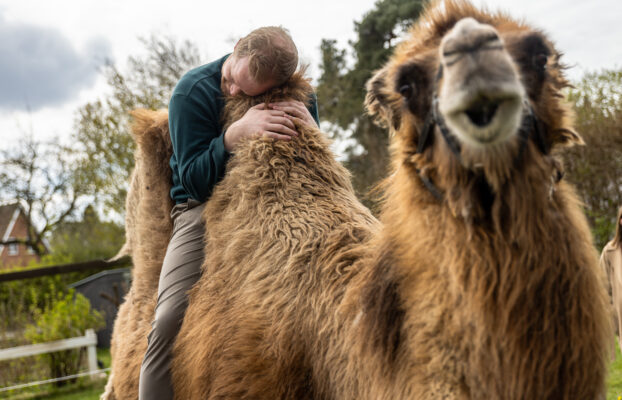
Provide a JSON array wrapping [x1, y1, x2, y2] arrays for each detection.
[[102, 109, 173, 400], [105, 2, 611, 399]]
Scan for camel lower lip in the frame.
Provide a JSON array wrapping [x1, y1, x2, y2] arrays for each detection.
[[442, 97, 524, 147], [469, 132, 499, 143]]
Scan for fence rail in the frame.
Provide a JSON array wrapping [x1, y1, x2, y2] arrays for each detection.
[[0, 256, 130, 282], [0, 329, 100, 392], [0, 368, 109, 393]]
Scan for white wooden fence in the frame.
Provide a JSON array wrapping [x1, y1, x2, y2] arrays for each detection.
[[0, 329, 107, 393]]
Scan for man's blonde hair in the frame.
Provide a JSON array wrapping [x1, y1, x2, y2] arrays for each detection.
[[233, 26, 298, 87]]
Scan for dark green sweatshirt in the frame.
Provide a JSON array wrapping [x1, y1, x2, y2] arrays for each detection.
[[168, 54, 320, 204]]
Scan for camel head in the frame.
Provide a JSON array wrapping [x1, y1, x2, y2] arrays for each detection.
[[366, 0, 583, 212], [436, 16, 525, 147]]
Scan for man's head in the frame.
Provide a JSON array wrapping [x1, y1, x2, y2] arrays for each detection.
[[221, 26, 298, 97]]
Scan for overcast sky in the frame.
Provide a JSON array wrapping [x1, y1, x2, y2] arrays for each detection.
[[0, 0, 620, 149]]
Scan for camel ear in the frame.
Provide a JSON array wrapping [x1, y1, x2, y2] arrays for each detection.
[[552, 128, 584, 148], [365, 67, 400, 130]]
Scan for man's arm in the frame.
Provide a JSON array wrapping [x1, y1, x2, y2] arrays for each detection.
[[307, 93, 320, 127], [171, 93, 301, 202], [169, 93, 230, 203]]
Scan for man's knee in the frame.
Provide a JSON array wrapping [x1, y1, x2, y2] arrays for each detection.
[[150, 300, 187, 343]]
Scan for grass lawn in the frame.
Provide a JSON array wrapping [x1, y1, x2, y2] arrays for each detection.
[[6, 345, 622, 399], [607, 344, 622, 400], [25, 380, 106, 400], [0, 348, 109, 400]]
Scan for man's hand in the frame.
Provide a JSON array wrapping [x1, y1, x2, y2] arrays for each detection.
[[269, 101, 318, 129], [224, 103, 298, 152]]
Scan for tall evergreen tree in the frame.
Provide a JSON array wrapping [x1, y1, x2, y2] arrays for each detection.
[[317, 0, 426, 207]]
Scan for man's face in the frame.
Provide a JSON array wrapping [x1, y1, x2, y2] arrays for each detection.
[[221, 55, 275, 97]]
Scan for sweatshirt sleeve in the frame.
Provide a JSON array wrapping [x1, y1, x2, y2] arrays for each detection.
[[169, 92, 230, 202], [307, 93, 320, 128]]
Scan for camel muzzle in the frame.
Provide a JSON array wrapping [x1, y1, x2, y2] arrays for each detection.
[[438, 17, 525, 147]]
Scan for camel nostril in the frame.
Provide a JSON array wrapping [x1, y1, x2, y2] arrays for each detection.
[[464, 99, 500, 127]]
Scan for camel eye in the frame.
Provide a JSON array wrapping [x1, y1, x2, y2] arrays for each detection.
[[394, 62, 429, 116], [396, 62, 423, 100], [533, 53, 548, 69], [399, 83, 415, 99]]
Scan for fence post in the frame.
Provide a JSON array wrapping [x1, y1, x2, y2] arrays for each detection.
[[85, 329, 98, 380]]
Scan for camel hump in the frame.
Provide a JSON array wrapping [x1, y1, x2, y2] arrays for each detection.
[[129, 108, 171, 149]]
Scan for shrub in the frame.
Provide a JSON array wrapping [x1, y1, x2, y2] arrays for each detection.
[[24, 290, 105, 386]]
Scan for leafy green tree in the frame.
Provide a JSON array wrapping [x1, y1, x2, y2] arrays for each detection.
[[73, 35, 201, 214], [317, 0, 425, 206], [1, 34, 199, 368], [0, 210, 115, 351], [24, 289, 105, 386], [565, 68, 622, 250]]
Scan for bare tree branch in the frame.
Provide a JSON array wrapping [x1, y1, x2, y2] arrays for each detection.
[[0, 134, 88, 257]]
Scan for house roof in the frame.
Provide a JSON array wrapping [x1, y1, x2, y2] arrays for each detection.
[[0, 202, 51, 254], [0, 203, 20, 239]]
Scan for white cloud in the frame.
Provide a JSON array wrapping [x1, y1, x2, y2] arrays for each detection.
[[0, 11, 111, 111]]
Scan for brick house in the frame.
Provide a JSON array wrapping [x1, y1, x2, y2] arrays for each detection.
[[0, 203, 45, 270]]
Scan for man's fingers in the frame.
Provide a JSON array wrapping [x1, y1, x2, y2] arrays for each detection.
[[269, 116, 296, 130], [266, 123, 298, 137], [252, 103, 267, 110], [266, 110, 297, 127], [261, 131, 293, 141], [272, 105, 314, 125], [286, 115, 307, 126], [272, 105, 306, 118], [269, 101, 304, 108]]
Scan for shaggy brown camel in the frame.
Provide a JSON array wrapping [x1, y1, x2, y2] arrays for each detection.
[[102, 109, 173, 400], [104, 1, 612, 399], [102, 71, 369, 400]]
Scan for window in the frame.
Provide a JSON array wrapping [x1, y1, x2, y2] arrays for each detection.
[[7, 238, 18, 256], [27, 246, 35, 255]]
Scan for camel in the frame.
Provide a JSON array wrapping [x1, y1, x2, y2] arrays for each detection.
[[102, 109, 173, 399], [104, 1, 612, 399], [102, 70, 372, 399]]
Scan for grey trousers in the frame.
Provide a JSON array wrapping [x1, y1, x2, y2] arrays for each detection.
[[139, 200, 205, 400]]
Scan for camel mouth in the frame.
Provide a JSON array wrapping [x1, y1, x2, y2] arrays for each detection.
[[440, 88, 524, 147], [463, 98, 500, 128]]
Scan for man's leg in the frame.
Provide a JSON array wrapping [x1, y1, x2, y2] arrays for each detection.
[[139, 202, 205, 400]]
